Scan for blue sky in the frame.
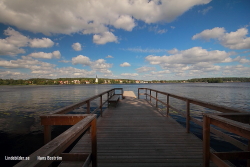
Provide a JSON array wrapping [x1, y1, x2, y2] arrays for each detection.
[[0, 0, 249, 80]]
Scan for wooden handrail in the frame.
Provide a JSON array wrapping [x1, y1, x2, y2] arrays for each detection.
[[42, 88, 123, 145], [51, 88, 123, 114], [15, 88, 123, 167], [14, 114, 97, 167], [138, 88, 249, 152], [138, 88, 246, 113], [203, 113, 250, 167]]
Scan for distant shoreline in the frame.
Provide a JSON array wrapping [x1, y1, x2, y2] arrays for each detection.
[[0, 81, 249, 86], [0, 77, 249, 85]]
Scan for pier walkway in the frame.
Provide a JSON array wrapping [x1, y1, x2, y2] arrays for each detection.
[[16, 88, 249, 167], [62, 91, 211, 167]]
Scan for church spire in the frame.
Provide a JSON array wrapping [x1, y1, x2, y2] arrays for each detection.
[[95, 75, 98, 83]]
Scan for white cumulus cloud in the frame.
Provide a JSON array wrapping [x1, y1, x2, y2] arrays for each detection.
[[91, 59, 113, 70], [93, 32, 118, 45], [29, 38, 54, 48], [113, 15, 135, 31], [193, 27, 250, 49], [167, 48, 179, 54], [0, 28, 54, 55], [141, 45, 250, 78], [0, 27, 28, 55], [192, 27, 225, 40], [220, 28, 250, 49], [0, 56, 56, 70], [71, 55, 113, 74], [120, 62, 131, 67], [52, 51, 61, 59], [72, 42, 82, 51], [0, 56, 99, 79], [146, 47, 231, 65], [0, 0, 212, 44], [233, 56, 250, 64], [28, 51, 61, 59], [222, 65, 250, 77], [72, 55, 91, 66]]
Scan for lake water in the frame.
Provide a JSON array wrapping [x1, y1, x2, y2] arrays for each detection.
[[1, 83, 250, 166]]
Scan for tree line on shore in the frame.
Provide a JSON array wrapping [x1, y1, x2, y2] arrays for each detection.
[[187, 77, 250, 83], [0, 77, 249, 85], [0, 78, 136, 85]]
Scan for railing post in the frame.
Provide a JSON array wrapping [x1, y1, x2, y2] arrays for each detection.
[[44, 125, 51, 144], [150, 90, 151, 102], [100, 95, 103, 117], [186, 100, 190, 133], [203, 115, 210, 167], [138, 88, 140, 99], [87, 100, 90, 114], [145, 89, 147, 100], [107, 92, 109, 107], [91, 118, 97, 167], [121, 88, 124, 99], [248, 128, 250, 167], [166, 94, 169, 117], [156, 91, 158, 108]]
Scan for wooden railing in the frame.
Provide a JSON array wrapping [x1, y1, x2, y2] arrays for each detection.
[[50, 88, 123, 115], [15, 114, 97, 167], [203, 113, 250, 167], [15, 88, 123, 167], [44, 88, 123, 144], [138, 88, 249, 166]]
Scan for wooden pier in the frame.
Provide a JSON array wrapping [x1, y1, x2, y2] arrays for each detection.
[[15, 88, 250, 167], [66, 91, 210, 167]]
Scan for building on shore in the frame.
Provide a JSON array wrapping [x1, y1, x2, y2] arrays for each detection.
[[95, 75, 98, 83]]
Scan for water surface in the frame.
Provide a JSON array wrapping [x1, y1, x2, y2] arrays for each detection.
[[0, 83, 249, 166]]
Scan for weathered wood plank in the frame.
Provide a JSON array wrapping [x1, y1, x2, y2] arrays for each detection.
[[14, 115, 96, 167], [209, 114, 250, 140], [213, 151, 250, 160], [60, 153, 90, 161], [65, 97, 216, 166], [123, 91, 136, 98]]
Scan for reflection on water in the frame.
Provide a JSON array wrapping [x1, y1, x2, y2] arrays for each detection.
[[0, 85, 112, 134], [0, 83, 249, 166]]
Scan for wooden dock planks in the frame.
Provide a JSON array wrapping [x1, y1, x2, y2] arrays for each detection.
[[123, 91, 137, 98], [60, 91, 215, 167]]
